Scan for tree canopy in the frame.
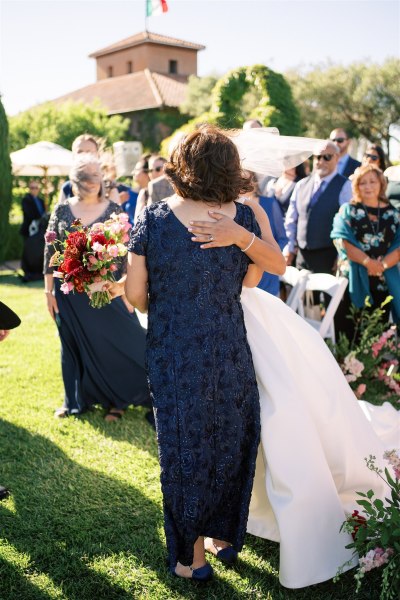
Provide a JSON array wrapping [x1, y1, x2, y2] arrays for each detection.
[[9, 100, 130, 152], [286, 58, 400, 151]]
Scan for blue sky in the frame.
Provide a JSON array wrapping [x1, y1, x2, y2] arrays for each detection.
[[1, 0, 399, 116]]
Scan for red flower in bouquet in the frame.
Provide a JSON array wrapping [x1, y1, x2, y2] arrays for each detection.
[[62, 258, 83, 274], [66, 231, 88, 252], [46, 212, 131, 308], [91, 233, 108, 246]]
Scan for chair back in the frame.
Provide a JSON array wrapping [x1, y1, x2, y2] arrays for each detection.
[[281, 267, 310, 314], [304, 274, 348, 342]]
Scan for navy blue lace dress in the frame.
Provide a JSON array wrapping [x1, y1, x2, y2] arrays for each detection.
[[44, 201, 150, 414], [128, 200, 261, 567]]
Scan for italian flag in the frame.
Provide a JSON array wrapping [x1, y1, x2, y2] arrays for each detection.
[[146, 0, 168, 16]]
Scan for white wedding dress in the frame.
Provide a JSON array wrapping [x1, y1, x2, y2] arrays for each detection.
[[241, 287, 400, 589]]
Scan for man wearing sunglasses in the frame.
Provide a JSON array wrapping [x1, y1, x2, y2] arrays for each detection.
[[329, 128, 361, 178], [284, 141, 352, 274], [148, 155, 173, 205]]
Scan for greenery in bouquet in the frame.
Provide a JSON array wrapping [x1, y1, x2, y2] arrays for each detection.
[[46, 212, 131, 308], [329, 298, 400, 406], [336, 452, 400, 600]]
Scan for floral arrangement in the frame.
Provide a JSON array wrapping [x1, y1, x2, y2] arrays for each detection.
[[335, 451, 400, 600], [45, 212, 131, 308], [330, 298, 400, 405]]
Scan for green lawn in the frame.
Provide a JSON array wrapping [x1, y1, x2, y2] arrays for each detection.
[[0, 271, 381, 600]]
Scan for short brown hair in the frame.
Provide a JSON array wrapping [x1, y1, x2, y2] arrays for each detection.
[[164, 125, 253, 204], [351, 164, 388, 205]]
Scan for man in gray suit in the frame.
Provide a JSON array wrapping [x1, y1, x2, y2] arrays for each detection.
[[284, 141, 352, 274], [148, 155, 173, 204]]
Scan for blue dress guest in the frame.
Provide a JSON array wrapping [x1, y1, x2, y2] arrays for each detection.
[[331, 165, 400, 325], [244, 172, 287, 296], [44, 154, 150, 421], [124, 126, 285, 581]]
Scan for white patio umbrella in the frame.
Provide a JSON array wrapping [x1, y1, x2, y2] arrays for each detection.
[[11, 141, 74, 204]]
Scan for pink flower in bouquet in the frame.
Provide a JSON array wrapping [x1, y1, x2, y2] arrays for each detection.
[[60, 281, 74, 294], [53, 270, 64, 279], [372, 328, 396, 357], [88, 255, 97, 265], [109, 222, 123, 235], [45, 231, 57, 243], [109, 264, 118, 272], [91, 222, 104, 233], [92, 241, 105, 253], [107, 244, 119, 258], [99, 267, 107, 276], [122, 233, 130, 243]]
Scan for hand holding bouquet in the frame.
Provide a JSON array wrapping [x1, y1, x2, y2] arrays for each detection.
[[45, 212, 131, 309]]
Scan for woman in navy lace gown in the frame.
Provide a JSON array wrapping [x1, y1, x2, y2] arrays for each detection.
[[124, 126, 285, 581], [44, 155, 150, 421]]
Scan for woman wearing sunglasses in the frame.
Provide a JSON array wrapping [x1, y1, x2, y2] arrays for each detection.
[[362, 144, 386, 172]]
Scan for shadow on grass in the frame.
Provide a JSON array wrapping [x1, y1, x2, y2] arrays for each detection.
[[0, 420, 288, 600], [0, 271, 43, 289]]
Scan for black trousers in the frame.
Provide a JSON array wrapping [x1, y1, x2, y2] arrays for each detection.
[[296, 247, 337, 274]]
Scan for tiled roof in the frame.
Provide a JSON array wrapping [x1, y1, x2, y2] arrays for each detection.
[[90, 31, 205, 58], [51, 69, 188, 114]]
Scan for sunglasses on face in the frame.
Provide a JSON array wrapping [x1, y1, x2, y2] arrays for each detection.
[[365, 153, 379, 161], [313, 154, 334, 162], [331, 137, 347, 143], [152, 166, 163, 173]]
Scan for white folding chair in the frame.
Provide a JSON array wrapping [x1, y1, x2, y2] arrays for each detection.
[[280, 266, 310, 315], [303, 273, 348, 344]]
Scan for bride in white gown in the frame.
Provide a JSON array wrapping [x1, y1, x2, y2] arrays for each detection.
[[241, 286, 399, 589]]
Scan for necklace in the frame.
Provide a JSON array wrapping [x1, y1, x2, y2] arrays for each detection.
[[362, 202, 381, 237]]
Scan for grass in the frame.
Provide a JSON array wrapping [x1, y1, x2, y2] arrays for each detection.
[[0, 270, 382, 600]]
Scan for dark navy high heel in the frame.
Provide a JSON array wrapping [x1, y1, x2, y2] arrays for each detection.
[[214, 545, 238, 565], [171, 562, 213, 581]]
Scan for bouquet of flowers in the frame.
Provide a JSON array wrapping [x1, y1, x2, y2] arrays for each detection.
[[335, 451, 400, 600], [45, 212, 131, 308], [330, 298, 400, 406]]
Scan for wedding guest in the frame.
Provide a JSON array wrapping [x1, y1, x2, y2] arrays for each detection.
[[265, 163, 307, 215], [244, 171, 287, 296], [284, 140, 352, 273], [124, 125, 285, 581], [331, 164, 400, 325], [329, 127, 361, 177], [132, 155, 151, 223], [19, 180, 47, 282], [58, 134, 120, 203], [147, 155, 173, 205], [44, 154, 151, 421], [361, 144, 386, 172]]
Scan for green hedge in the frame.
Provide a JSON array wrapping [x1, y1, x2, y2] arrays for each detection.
[[4, 222, 23, 261]]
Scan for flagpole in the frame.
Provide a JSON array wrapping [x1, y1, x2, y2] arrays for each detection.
[[145, 0, 149, 32]]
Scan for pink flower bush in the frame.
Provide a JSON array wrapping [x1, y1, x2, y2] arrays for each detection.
[[359, 548, 394, 574]]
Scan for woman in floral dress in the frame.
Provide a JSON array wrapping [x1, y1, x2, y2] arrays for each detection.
[[331, 164, 400, 325]]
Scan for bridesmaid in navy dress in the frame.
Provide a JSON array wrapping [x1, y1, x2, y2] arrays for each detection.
[[44, 154, 150, 421], [124, 126, 285, 581]]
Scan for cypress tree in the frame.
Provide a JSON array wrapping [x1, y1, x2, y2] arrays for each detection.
[[0, 96, 12, 263]]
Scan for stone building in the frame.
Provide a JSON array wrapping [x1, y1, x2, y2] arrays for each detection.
[[53, 31, 205, 149]]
